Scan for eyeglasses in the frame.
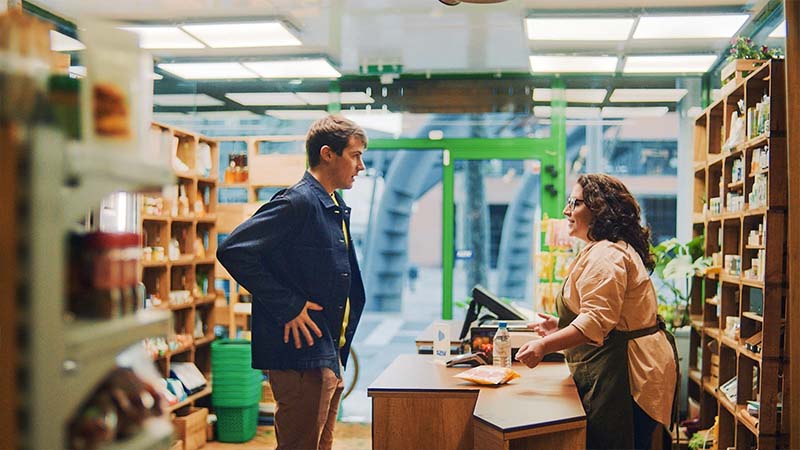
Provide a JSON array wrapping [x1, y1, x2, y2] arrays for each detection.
[[565, 197, 585, 211]]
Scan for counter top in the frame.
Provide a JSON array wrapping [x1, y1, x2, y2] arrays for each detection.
[[368, 354, 585, 433]]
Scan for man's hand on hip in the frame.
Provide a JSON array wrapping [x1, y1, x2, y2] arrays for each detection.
[[284, 301, 324, 349]]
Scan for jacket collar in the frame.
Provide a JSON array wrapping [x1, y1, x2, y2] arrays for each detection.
[[303, 171, 348, 210]]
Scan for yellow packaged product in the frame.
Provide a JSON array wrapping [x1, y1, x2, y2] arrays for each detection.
[[454, 365, 520, 385]]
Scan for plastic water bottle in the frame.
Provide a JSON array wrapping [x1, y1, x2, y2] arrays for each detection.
[[493, 322, 511, 368]]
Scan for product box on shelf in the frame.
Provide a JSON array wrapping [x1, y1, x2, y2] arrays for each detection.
[[173, 407, 208, 450]]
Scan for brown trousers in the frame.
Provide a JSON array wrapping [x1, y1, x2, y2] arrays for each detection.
[[267, 367, 344, 450]]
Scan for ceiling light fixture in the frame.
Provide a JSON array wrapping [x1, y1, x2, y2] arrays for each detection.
[[623, 55, 717, 74], [158, 62, 258, 79], [533, 88, 607, 103], [609, 89, 688, 102], [181, 21, 301, 48], [525, 18, 634, 41], [601, 106, 669, 118], [153, 94, 225, 107], [530, 55, 618, 73], [50, 30, 85, 51], [119, 26, 205, 49], [439, 0, 509, 5], [266, 110, 329, 121], [296, 92, 374, 105], [226, 92, 307, 106], [769, 20, 786, 38], [534, 106, 601, 119], [243, 58, 341, 78], [633, 14, 749, 39]]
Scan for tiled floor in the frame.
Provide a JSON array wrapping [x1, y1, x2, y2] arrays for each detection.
[[204, 423, 371, 450]]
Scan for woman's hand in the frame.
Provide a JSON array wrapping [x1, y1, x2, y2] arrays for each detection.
[[515, 339, 547, 368], [528, 312, 558, 337]]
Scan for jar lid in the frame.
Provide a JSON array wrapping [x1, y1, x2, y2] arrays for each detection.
[[82, 232, 141, 249]]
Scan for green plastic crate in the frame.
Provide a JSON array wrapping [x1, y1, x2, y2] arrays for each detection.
[[216, 403, 259, 443]]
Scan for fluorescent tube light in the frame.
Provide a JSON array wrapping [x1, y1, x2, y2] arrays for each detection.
[[266, 110, 329, 121], [623, 55, 717, 74], [181, 21, 301, 48], [769, 20, 786, 38], [342, 110, 403, 136], [609, 89, 688, 102], [153, 94, 225, 107], [225, 92, 306, 106], [244, 59, 341, 78], [295, 92, 375, 105], [119, 26, 205, 49], [525, 18, 634, 41], [192, 110, 260, 119], [601, 106, 668, 118], [534, 106, 601, 119], [533, 88, 607, 103], [633, 14, 749, 39], [50, 30, 85, 51], [529, 55, 618, 73], [158, 63, 258, 80]]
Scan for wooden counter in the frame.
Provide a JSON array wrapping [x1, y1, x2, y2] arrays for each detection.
[[368, 354, 586, 450]]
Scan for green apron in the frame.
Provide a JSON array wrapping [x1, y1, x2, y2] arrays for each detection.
[[556, 280, 679, 450]]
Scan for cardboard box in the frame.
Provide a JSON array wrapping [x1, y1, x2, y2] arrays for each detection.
[[173, 407, 208, 450]]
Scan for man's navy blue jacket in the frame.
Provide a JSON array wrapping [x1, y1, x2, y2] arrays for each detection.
[[217, 172, 366, 377]]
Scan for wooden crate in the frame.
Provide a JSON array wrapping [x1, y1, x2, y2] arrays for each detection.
[[720, 59, 767, 95], [173, 407, 208, 450]]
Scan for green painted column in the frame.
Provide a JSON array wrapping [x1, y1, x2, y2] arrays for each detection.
[[442, 151, 454, 319]]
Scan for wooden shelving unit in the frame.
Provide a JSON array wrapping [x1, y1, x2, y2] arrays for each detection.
[[140, 123, 220, 414], [687, 59, 790, 450]]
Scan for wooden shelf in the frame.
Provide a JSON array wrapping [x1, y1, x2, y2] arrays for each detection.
[[175, 172, 197, 181], [721, 334, 739, 350], [702, 377, 717, 395], [741, 278, 764, 288], [170, 216, 195, 223], [705, 327, 721, 340], [738, 343, 763, 363], [197, 176, 218, 184], [168, 302, 193, 311], [693, 161, 705, 172], [142, 215, 169, 222], [720, 273, 740, 285], [692, 213, 705, 224], [219, 182, 249, 188], [745, 244, 765, 250], [748, 168, 769, 178], [737, 408, 760, 435], [194, 335, 215, 347], [727, 180, 744, 189], [689, 368, 702, 385], [719, 392, 737, 415], [744, 206, 768, 217], [741, 311, 763, 322], [170, 256, 195, 266], [194, 295, 216, 306], [690, 315, 704, 331], [142, 259, 168, 268], [196, 215, 217, 223], [167, 385, 212, 413], [194, 257, 216, 265], [742, 133, 769, 150], [705, 296, 719, 306]]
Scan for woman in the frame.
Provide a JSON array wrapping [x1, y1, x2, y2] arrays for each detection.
[[516, 173, 678, 450]]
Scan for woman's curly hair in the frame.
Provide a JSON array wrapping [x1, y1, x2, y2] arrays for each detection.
[[577, 173, 655, 271]]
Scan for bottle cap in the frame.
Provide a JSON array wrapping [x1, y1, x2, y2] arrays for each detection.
[[498, 321, 507, 328]]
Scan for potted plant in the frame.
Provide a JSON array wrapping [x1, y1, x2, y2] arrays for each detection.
[[651, 235, 711, 330], [721, 36, 784, 91]]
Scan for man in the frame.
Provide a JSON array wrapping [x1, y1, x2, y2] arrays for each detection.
[[217, 115, 367, 450]]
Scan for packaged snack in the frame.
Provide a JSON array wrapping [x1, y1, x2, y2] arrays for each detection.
[[454, 365, 520, 385]]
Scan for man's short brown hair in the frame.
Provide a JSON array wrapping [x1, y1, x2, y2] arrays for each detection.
[[306, 115, 368, 167]]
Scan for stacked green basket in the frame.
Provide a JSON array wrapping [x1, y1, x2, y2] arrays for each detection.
[[211, 339, 262, 442]]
